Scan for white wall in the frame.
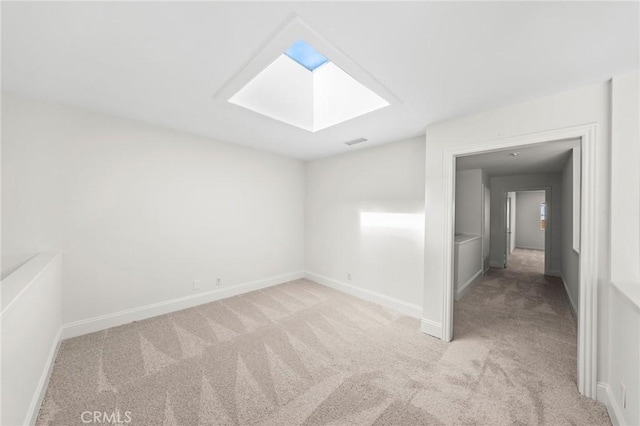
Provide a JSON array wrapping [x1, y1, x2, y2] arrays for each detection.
[[515, 191, 545, 250], [611, 73, 640, 289], [481, 171, 491, 271], [490, 174, 561, 273], [454, 236, 482, 298], [482, 185, 491, 271], [607, 72, 640, 426], [424, 81, 611, 383], [2, 94, 306, 329], [455, 169, 482, 236], [305, 138, 425, 317], [508, 191, 517, 254], [1, 252, 63, 426], [606, 287, 639, 426], [454, 168, 488, 276], [562, 152, 579, 314], [1, 95, 64, 279]]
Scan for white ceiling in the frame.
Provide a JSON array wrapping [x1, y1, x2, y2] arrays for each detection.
[[456, 138, 579, 177], [2, 2, 638, 160]]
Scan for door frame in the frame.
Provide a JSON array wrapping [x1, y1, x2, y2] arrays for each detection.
[[441, 123, 598, 398], [506, 193, 512, 265], [480, 184, 490, 273], [502, 187, 552, 274]]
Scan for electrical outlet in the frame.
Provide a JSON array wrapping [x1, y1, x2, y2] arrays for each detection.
[[216, 277, 222, 287], [193, 279, 201, 290], [620, 381, 626, 409], [347, 273, 352, 281]]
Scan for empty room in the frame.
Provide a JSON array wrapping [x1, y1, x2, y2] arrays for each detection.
[[1, 2, 639, 426]]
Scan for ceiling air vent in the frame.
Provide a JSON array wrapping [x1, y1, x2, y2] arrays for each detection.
[[345, 138, 368, 146]]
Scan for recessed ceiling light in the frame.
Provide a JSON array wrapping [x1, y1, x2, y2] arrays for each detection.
[[509, 152, 519, 157]]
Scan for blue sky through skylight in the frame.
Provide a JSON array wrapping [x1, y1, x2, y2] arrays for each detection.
[[284, 40, 329, 72]]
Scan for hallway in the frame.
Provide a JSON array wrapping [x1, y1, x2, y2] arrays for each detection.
[[506, 248, 545, 274], [453, 249, 609, 424]]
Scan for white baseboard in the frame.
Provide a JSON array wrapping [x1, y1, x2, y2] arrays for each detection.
[[420, 318, 442, 339], [597, 382, 623, 426], [560, 273, 578, 316], [62, 271, 305, 339], [304, 272, 422, 319], [489, 261, 504, 268], [547, 269, 562, 278], [455, 269, 483, 301], [515, 245, 545, 251], [26, 327, 63, 426]]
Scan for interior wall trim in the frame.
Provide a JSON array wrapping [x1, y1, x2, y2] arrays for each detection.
[[441, 123, 599, 398], [597, 382, 623, 426], [305, 271, 423, 319], [420, 318, 442, 337], [62, 271, 305, 339], [561, 273, 579, 316]]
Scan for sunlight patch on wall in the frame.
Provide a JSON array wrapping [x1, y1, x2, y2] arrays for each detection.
[[360, 212, 424, 231]]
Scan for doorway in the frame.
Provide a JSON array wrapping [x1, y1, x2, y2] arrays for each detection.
[[505, 190, 547, 274], [506, 192, 512, 266], [442, 124, 598, 398]]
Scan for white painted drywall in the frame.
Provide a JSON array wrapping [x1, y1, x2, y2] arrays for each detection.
[[454, 169, 483, 236], [607, 286, 640, 426], [229, 54, 314, 131], [1, 95, 64, 279], [1, 252, 62, 426], [2, 94, 305, 326], [424, 81, 611, 384], [305, 138, 425, 315], [611, 72, 640, 291], [454, 235, 482, 298], [562, 151, 580, 313], [483, 186, 491, 271], [515, 191, 545, 250], [608, 72, 640, 426]]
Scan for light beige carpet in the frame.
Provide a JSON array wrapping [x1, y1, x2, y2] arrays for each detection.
[[507, 248, 546, 274], [37, 256, 609, 425]]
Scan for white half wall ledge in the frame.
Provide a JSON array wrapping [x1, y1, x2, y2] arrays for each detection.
[[304, 272, 423, 319], [62, 271, 305, 339], [611, 281, 640, 310], [1, 251, 60, 313], [597, 382, 623, 426], [1, 251, 63, 426], [420, 318, 442, 339]]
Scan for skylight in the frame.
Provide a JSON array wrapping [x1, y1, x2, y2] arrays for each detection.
[[225, 29, 393, 132], [284, 40, 329, 72]]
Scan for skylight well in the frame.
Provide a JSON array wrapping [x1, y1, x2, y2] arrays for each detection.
[[228, 39, 390, 132]]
